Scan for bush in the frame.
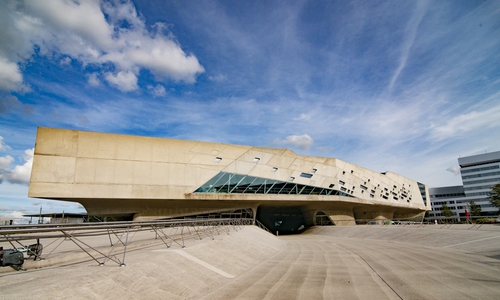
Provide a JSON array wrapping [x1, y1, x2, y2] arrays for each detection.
[[476, 218, 495, 224]]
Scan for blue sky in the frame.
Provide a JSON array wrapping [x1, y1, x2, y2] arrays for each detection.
[[1, 0, 500, 222]]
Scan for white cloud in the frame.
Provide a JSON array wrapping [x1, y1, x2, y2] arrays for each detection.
[[446, 165, 460, 176], [121, 38, 205, 83], [87, 72, 100, 87], [24, 0, 114, 53], [0, 155, 14, 169], [60, 57, 71, 65], [0, 57, 23, 91], [147, 84, 166, 97], [0, 136, 11, 150], [7, 148, 33, 184], [1, 0, 204, 92], [0, 148, 33, 185], [105, 71, 138, 92], [8, 211, 31, 224], [274, 134, 314, 151], [9, 211, 25, 218]]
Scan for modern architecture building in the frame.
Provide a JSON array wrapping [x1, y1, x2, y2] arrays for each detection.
[[28, 127, 430, 231], [429, 150, 500, 221]]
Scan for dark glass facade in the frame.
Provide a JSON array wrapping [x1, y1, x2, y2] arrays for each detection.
[[194, 172, 353, 197]]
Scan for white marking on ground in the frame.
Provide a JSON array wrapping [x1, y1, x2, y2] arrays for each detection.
[[442, 235, 500, 248], [152, 249, 235, 278]]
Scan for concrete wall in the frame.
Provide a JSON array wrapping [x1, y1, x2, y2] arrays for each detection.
[[29, 127, 429, 223]]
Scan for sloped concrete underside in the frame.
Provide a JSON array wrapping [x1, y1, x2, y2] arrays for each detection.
[[1, 225, 499, 299]]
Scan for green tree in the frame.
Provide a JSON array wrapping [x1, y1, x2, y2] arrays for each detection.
[[469, 201, 482, 216], [441, 204, 453, 218], [490, 183, 500, 214]]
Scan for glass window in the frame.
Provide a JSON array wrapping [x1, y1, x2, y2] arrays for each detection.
[[255, 178, 276, 194], [300, 185, 315, 195], [193, 172, 354, 198], [194, 172, 226, 193], [268, 182, 286, 194], [228, 174, 249, 193], [244, 177, 265, 193], [279, 183, 296, 194]]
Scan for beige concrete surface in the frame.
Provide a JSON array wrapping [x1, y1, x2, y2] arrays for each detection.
[[29, 127, 429, 222], [1, 225, 500, 299]]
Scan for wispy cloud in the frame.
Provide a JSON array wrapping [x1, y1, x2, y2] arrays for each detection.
[[147, 84, 167, 97], [0, 136, 11, 151], [430, 104, 500, 141], [388, 0, 429, 92]]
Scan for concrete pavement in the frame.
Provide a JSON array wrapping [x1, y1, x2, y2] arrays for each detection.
[[1, 224, 499, 299]]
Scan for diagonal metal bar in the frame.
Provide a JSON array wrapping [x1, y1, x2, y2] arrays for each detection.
[[61, 230, 122, 266]]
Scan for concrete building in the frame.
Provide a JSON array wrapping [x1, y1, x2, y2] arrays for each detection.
[[28, 127, 430, 231], [23, 213, 87, 224], [428, 186, 466, 221], [429, 150, 500, 221], [0, 216, 14, 226], [459, 151, 500, 215]]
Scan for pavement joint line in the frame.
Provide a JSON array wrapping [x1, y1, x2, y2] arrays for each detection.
[[152, 249, 235, 278], [442, 235, 500, 248], [335, 244, 403, 300]]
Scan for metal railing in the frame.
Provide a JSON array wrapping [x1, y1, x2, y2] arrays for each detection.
[[0, 218, 255, 269]]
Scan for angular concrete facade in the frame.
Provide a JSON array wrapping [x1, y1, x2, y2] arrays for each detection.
[[29, 127, 430, 227]]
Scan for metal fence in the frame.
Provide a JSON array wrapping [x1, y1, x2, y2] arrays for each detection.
[[0, 218, 257, 269]]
